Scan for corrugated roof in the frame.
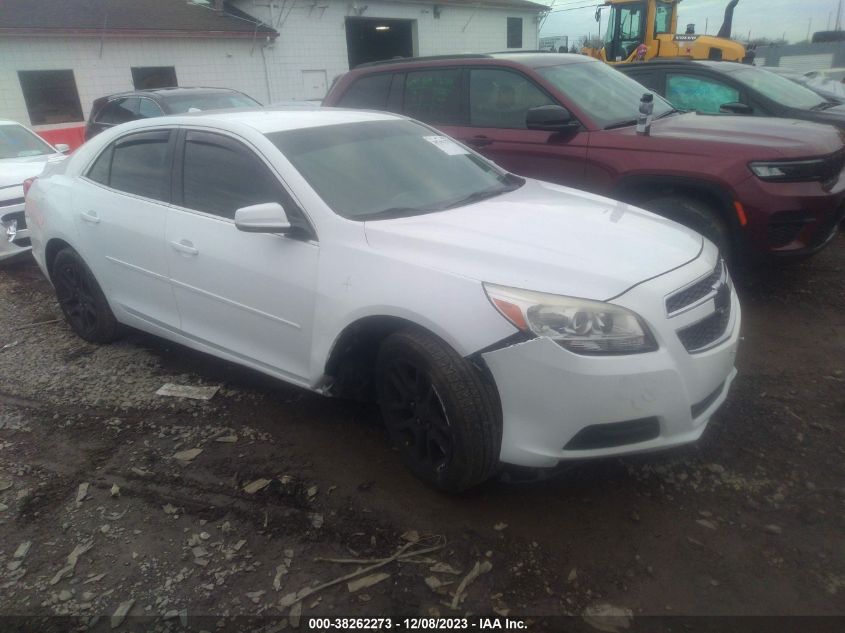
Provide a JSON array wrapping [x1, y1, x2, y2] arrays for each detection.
[[0, 0, 277, 38]]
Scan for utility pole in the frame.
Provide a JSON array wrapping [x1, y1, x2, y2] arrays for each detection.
[[705, 18, 709, 35], [837, 0, 843, 31], [807, 19, 812, 42]]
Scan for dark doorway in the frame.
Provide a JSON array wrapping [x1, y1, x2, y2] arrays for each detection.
[[346, 17, 415, 69]]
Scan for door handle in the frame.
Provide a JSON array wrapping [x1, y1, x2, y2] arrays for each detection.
[[466, 136, 493, 148], [170, 239, 198, 256], [80, 210, 100, 224]]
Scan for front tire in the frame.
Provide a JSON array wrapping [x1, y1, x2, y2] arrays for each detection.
[[52, 248, 119, 343], [375, 329, 502, 492], [641, 195, 732, 261]]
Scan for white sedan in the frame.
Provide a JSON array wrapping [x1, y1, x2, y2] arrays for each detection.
[[25, 108, 740, 491], [1, 120, 68, 262]]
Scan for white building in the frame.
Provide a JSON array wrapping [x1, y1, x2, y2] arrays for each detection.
[[0, 0, 546, 146]]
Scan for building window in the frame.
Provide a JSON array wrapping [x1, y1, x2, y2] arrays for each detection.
[[17, 70, 84, 125], [507, 17, 523, 49], [131, 66, 178, 90]]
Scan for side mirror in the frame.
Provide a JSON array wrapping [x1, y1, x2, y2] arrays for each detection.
[[526, 105, 580, 133], [234, 202, 291, 234], [719, 102, 754, 115], [55, 143, 70, 154]]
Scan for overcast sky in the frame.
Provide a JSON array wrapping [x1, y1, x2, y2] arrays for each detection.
[[539, 0, 844, 45]]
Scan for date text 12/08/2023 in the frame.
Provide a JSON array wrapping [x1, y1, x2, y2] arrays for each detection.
[[306, 618, 529, 630]]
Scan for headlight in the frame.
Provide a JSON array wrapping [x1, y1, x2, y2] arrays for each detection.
[[484, 283, 657, 355], [749, 159, 827, 182]]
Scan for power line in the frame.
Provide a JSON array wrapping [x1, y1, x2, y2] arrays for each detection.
[[547, 2, 604, 14]]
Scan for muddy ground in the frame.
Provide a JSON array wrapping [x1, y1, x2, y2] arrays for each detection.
[[0, 237, 844, 631]]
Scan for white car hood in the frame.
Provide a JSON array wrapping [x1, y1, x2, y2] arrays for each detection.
[[0, 154, 64, 191], [364, 180, 704, 301]]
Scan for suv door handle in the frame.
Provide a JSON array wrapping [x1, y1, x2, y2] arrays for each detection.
[[467, 136, 493, 148], [170, 239, 198, 256], [80, 210, 100, 224]]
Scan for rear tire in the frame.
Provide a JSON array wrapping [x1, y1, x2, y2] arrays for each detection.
[[641, 195, 732, 261], [375, 329, 501, 493], [52, 248, 119, 343]]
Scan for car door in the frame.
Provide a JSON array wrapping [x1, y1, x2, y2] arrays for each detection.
[[454, 67, 587, 188], [166, 129, 318, 383], [74, 128, 180, 328]]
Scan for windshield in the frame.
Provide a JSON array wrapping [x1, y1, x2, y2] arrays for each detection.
[[537, 61, 674, 128], [727, 67, 828, 110], [0, 124, 55, 159], [267, 120, 520, 220], [165, 92, 260, 114]]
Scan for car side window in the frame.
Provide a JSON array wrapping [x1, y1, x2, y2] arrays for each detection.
[[86, 145, 113, 186], [667, 74, 740, 114], [138, 98, 163, 118], [469, 68, 554, 129], [403, 69, 462, 125], [337, 74, 393, 110], [108, 130, 172, 202], [181, 131, 292, 221], [624, 70, 662, 93], [96, 97, 140, 124]]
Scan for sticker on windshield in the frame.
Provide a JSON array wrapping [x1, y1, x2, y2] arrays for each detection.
[[423, 135, 470, 156]]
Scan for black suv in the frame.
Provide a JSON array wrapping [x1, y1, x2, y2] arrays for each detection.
[[84, 87, 260, 140], [619, 60, 845, 129]]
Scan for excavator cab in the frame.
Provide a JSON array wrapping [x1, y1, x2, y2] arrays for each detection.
[[603, 1, 674, 62], [587, 0, 747, 65]]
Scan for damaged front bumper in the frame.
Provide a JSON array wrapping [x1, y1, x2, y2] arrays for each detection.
[[482, 251, 741, 468]]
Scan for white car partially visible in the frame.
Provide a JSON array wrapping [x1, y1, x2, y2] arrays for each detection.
[[0, 120, 68, 262], [25, 108, 740, 491]]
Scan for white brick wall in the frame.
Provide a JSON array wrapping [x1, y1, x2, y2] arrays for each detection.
[[243, 0, 542, 101], [0, 36, 270, 125], [0, 0, 542, 125]]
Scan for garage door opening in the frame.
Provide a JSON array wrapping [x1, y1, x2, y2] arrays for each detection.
[[346, 17, 416, 69]]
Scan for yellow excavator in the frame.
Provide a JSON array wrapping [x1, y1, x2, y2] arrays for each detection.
[[583, 0, 749, 65]]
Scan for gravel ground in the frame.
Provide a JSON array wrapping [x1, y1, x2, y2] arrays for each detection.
[[0, 238, 844, 632]]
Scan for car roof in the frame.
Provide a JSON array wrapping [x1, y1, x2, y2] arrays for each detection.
[[128, 106, 401, 134], [352, 52, 597, 72], [621, 60, 752, 73], [100, 87, 248, 101]]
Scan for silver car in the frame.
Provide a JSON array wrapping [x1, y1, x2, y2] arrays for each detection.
[[1, 120, 68, 262]]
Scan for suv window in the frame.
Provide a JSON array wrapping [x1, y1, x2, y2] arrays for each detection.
[[96, 97, 140, 125], [338, 74, 393, 110], [403, 69, 462, 125], [667, 73, 740, 114], [138, 98, 164, 118], [181, 131, 288, 220], [469, 68, 554, 129], [108, 130, 172, 201], [623, 68, 662, 93]]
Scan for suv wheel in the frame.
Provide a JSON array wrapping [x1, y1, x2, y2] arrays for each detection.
[[375, 329, 501, 492], [52, 248, 119, 343], [641, 195, 732, 260]]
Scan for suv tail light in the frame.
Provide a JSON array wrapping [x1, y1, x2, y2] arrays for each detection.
[[23, 177, 37, 197]]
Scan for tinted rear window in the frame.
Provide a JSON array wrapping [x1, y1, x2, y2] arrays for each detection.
[[164, 92, 260, 113], [337, 74, 393, 110], [109, 131, 171, 201], [403, 69, 462, 125]]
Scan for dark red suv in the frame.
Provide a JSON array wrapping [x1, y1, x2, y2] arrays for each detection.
[[324, 53, 845, 262]]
